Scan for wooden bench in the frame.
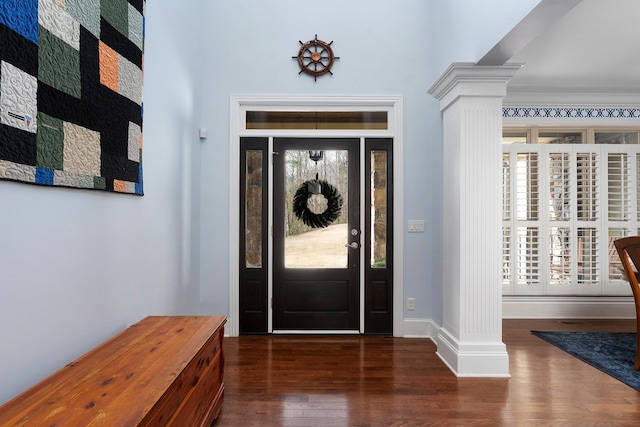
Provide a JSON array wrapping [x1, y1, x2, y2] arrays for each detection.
[[0, 316, 226, 426]]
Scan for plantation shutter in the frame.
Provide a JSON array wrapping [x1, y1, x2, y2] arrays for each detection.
[[604, 148, 640, 295], [503, 148, 543, 294], [502, 142, 637, 296], [502, 153, 512, 290], [549, 152, 571, 289]]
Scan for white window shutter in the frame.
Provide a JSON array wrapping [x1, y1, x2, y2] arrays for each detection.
[[502, 143, 633, 297]]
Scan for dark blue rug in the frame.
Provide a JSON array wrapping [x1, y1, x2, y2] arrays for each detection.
[[532, 331, 640, 391]]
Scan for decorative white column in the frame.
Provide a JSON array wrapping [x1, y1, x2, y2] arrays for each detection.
[[428, 63, 521, 377]]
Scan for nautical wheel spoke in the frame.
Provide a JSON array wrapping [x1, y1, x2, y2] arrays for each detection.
[[294, 35, 338, 79]]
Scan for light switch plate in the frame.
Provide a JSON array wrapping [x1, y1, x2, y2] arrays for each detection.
[[408, 220, 425, 233]]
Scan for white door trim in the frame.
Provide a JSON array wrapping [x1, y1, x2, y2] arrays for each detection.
[[229, 95, 404, 337]]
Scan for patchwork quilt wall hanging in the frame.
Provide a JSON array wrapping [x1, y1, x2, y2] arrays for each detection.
[[0, 0, 145, 195]]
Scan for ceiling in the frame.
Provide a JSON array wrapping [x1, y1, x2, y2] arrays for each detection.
[[483, 0, 640, 95]]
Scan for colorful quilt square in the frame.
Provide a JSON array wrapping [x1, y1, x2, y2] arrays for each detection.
[[54, 170, 95, 189], [128, 122, 141, 162], [35, 167, 54, 185], [101, 0, 129, 37], [0, 0, 39, 44], [128, 4, 144, 49], [38, 0, 81, 51], [38, 28, 81, 99], [118, 54, 143, 105], [0, 61, 38, 133], [67, 0, 101, 39], [99, 41, 119, 92], [0, 0, 145, 195], [63, 121, 101, 176], [36, 113, 64, 170], [1, 161, 36, 182]]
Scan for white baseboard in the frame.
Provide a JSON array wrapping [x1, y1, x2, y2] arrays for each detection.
[[395, 298, 634, 339], [401, 297, 634, 379], [436, 328, 511, 378], [502, 296, 635, 319], [402, 318, 439, 341], [403, 319, 510, 377]]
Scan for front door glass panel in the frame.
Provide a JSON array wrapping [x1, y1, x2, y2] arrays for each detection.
[[284, 149, 349, 268], [245, 150, 263, 268], [370, 150, 387, 268]]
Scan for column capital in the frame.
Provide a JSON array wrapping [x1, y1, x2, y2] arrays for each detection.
[[428, 62, 523, 111]]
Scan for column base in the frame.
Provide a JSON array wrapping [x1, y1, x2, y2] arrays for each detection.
[[436, 328, 511, 377]]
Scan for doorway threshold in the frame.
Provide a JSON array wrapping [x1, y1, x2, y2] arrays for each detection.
[[272, 330, 360, 335]]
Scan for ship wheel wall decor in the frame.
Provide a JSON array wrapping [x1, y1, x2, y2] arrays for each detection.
[[293, 34, 339, 81]]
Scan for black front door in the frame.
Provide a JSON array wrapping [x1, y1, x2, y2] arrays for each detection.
[[273, 138, 360, 330]]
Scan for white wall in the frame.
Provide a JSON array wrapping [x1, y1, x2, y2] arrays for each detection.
[[0, 0, 203, 405]]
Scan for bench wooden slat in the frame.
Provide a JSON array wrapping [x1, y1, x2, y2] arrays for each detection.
[[0, 316, 226, 426]]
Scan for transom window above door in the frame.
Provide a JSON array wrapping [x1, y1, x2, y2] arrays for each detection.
[[503, 128, 640, 145], [245, 111, 388, 130]]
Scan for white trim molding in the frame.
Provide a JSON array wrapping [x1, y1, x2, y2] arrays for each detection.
[[436, 329, 510, 378], [428, 62, 523, 111], [402, 318, 440, 341], [503, 296, 635, 319], [403, 318, 510, 377], [229, 95, 404, 337]]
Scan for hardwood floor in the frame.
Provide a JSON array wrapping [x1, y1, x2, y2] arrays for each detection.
[[215, 319, 640, 426]]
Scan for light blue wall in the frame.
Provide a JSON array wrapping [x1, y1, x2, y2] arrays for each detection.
[[429, 0, 541, 76], [0, 0, 538, 405], [0, 0, 204, 405], [196, 0, 540, 324], [198, 0, 438, 320]]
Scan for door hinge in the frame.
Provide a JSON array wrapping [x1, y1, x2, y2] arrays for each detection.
[[270, 297, 273, 308]]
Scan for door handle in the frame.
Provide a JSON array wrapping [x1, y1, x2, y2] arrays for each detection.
[[345, 242, 359, 249]]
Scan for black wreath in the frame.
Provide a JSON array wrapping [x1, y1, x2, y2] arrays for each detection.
[[293, 179, 343, 228]]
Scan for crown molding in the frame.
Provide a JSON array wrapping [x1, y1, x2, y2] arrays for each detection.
[[504, 91, 640, 106], [428, 63, 523, 110]]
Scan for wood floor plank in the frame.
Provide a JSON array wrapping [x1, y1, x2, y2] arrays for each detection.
[[214, 319, 640, 426]]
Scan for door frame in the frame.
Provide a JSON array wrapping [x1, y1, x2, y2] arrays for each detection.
[[229, 95, 404, 336]]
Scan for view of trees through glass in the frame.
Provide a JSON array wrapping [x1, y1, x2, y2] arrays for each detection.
[[284, 150, 349, 268]]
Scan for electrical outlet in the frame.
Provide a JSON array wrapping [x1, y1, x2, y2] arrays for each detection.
[[407, 298, 415, 311]]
